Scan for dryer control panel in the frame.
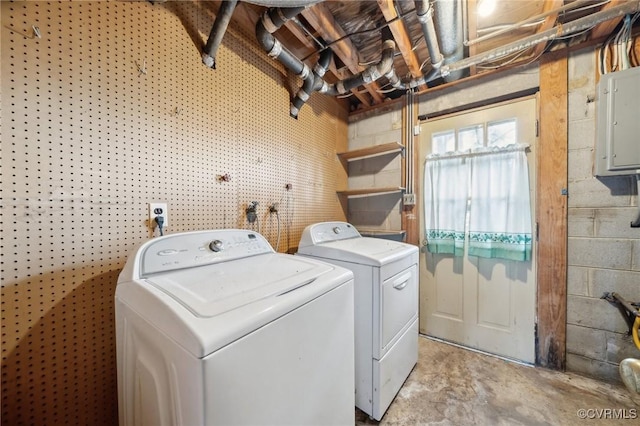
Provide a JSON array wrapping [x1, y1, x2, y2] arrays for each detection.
[[299, 222, 361, 248], [138, 230, 274, 277]]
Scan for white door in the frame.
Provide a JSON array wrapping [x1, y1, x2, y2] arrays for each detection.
[[418, 97, 537, 363]]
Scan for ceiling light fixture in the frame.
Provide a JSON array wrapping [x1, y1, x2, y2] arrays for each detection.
[[477, 0, 497, 17]]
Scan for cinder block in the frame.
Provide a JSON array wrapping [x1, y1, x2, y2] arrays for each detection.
[[567, 266, 590, 296], [374, 170, 402, 187], [352, 113, 398, 137], [569, 49, 595, 89], [568, 208, 595, 237], [590, 269, 640, 300], [347, 174, 375, 190], [568, 91, 595, 122], [348, 210, 388, 227], [417, 65, 538, 117], [606, 332, 640, 364], [595, 208, 640, 238], [568, 118, 595, 151], [568, 148, 595, 181], [568, 177, 633, 208], [566, 323, 607, 360], [566, 353, 621, 383], [568, 238, 632, 270], [633, 240, 640, 272], [349, 154, 400, 176], [567, 294, 628, 333]]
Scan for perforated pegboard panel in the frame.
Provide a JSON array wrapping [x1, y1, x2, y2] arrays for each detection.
[[1, 1, 348, 424]]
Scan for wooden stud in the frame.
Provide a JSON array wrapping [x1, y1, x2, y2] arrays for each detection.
[[302, 4, 385, 104], [536, 50, 568, 370]]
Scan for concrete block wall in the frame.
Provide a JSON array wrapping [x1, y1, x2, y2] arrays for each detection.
[[346, 103, 403, 232], [566, 47, 640, 382]]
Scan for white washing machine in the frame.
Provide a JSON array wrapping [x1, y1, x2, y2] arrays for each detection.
[[115, 229, 355, 426], [297, 222, 419, 421]]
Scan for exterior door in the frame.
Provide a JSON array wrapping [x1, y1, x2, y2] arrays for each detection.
[[418, 97, 537, 363]]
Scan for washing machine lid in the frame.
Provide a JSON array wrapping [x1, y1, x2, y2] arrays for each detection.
[[298, 221, 418, 266], [298, 238, 417, 266], [144, 252, 335, 318], [117, 229, 354, 357]]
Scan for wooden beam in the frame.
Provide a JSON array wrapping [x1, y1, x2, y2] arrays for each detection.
[[591, 0, 626, 39], [536, 50, 568, 371], [302, 3, 385, 104], [376, 0, 427, 90], [531, 0, 564, 58]]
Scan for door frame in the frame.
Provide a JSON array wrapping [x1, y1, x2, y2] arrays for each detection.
[[411, 54, 569, 370]]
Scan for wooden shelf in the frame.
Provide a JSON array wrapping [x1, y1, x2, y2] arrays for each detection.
[[337, 186, 405, 197], [337, 142, 404, 162]]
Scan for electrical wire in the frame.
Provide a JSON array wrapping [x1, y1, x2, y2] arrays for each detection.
[[300, 7, 417, 62], [274, 211, 281, 252]]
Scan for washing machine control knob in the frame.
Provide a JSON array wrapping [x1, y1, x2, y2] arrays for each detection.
[[209, 239, 224, 252], [333, 227, 341, 234]]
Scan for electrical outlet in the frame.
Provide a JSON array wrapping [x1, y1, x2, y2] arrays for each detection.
[[149, 202, 168, 228], [403, 193, 415, 206]]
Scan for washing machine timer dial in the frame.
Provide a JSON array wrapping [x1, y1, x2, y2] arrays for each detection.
[[209, 239, 224, 252], [333, 227, 341, 234]]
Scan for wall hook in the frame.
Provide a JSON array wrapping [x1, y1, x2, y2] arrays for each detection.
[[32, 25, 41, 38], [170, 106, 182, 116], [136, 59, 147, 76]]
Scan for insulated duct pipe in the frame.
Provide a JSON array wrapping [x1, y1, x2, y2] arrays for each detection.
[[415, 0, 444, 69], [257, 7, 399, 117], [434, 0, 465, 82], [318, 37, 397, 96], [202, 0, 238, 69]]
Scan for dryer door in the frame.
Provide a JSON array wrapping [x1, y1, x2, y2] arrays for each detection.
[[378, 264, 418, 357]]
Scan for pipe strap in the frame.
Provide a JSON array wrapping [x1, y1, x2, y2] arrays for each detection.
[[268, 39, 283, 58], [297, 90, 310, 102], [298, 63, 311, 79], [262, 13, 278, 33], [314, 63, 327, 77], [337, 81, 347, 95], [416, 5, 433, 23]]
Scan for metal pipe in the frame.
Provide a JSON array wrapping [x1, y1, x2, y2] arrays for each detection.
[[256, 6, 309, 77], [415, 0, 444, 69], [291, 48, 332, 118], [202, 0, 239, 69], [319, 39, 396, 96], [465, 0, 596, 47], [441, 0, 640, 77]]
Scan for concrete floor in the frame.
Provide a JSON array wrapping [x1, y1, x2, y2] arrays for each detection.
[[356, 336, 639, 425]]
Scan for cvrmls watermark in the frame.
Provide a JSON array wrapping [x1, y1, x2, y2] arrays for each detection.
[[577, 408, 637, 420]]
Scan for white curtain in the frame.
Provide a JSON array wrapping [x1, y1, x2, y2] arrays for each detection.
[[423, 144, 532, 261], [468, 145, 532, 261], [423, 155, 469, 256]]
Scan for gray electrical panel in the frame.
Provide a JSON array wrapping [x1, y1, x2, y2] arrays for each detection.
[[595, 66, 640, 176]]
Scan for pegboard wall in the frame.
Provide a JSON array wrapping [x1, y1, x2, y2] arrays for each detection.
[[1, 1, 348, 424]]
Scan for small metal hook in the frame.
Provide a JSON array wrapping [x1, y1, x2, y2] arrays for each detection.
[[136, 59, 147, 76]]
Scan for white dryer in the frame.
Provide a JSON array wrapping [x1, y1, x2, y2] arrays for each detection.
[[116, 229, 355, 426], [297, 222, 419, 421]]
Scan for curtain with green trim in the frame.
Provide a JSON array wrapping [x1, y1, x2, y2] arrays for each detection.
[[423, 155, 469, 256], [468, 145, 532, 261], [424, 144, 532, 261]]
